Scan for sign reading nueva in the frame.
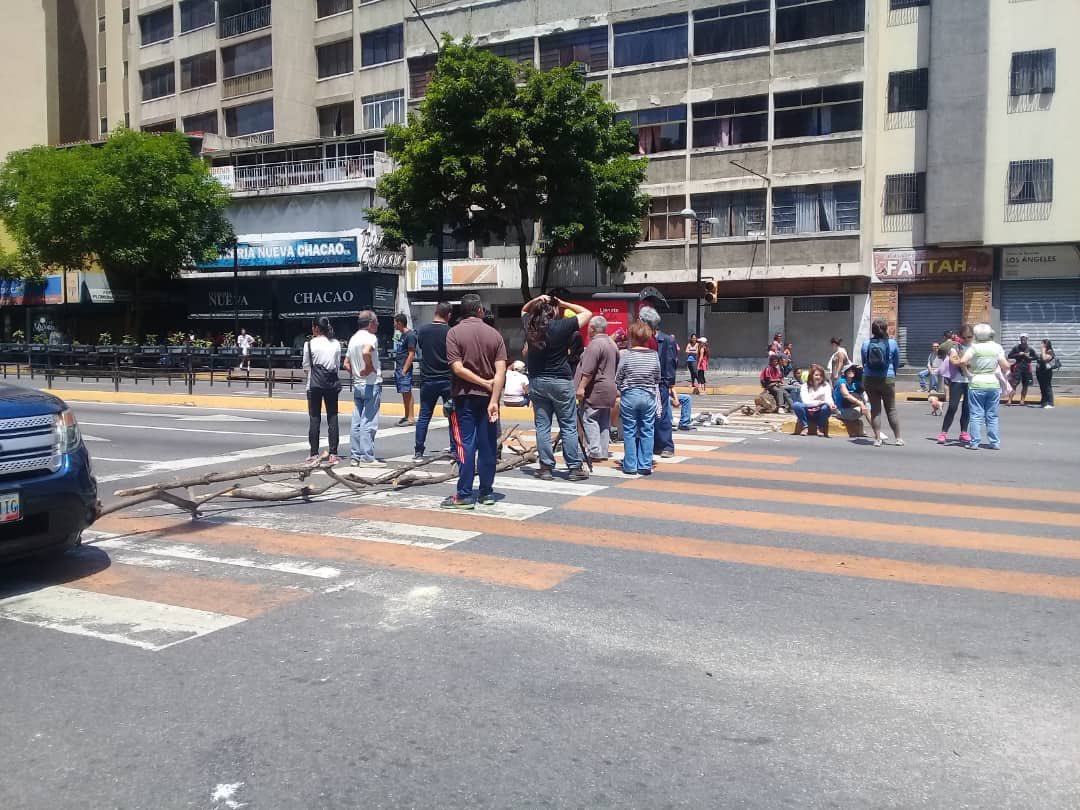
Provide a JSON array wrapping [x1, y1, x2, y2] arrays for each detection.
[[198, 236, 359, 270], [872, 249, 992, 283]]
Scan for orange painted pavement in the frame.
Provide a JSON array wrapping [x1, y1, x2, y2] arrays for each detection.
[[641, 463, 1080, 507], [94, 514, 579, 592], [621, 478, 1080, 529], [564, 496, 1080, 560], [339, 504, 1080, 601]]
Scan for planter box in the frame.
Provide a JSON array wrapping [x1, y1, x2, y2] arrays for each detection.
[[29, 345, 48, 353], [140, 345, 165, 354], [97, 346, 120, 354], [72, 345, 90, 354]]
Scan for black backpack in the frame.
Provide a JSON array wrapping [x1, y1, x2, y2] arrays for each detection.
[[866, 339, 890, 375]]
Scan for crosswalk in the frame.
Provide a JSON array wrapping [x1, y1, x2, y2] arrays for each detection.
[[4, 420, 1080, 651]]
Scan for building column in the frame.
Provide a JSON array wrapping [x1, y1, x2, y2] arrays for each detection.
[[963, 282, 992, 328], [767, 296, 785, 341]]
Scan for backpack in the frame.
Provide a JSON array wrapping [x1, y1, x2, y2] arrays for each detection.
[[865, 338, 890, 376]]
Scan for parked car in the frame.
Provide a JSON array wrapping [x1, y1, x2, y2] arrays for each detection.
[[0, 385, 98, 563]]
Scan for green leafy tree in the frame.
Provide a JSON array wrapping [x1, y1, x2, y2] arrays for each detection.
[[369, 38, 647, 301], [0, 130, 232, 332]]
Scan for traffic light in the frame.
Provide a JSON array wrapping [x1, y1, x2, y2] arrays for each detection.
[[702, 278, 718, 305]]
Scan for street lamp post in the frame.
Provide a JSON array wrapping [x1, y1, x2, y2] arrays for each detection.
[[680, 208, 720, 338], [231, 237, 240, 336]]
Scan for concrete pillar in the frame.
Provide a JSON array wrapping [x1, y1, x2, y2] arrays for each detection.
[[767, 296, 785, 341]]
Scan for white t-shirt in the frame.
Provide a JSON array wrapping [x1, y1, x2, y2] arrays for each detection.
[[503, 370, 529, 402], [237, 333, 254, 354], [347, 329, 381, 386], [302, 335, 342, 391]]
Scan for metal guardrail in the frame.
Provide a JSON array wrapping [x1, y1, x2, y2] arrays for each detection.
[[219, 5, 271, 39], [221, 68, 273, 100], [221, 155, 375, 192]]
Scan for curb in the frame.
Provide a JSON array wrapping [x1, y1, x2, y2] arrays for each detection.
[[904, 393, 1078, 407]]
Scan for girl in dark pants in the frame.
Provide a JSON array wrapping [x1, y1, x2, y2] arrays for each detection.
[[302, 316, 343, 465], [938, 326, 972, 445], [1037, 339, 1056, 408]]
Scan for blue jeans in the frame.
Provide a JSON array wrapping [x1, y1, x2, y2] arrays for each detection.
[[653, 382, 674, 453], [792, 402, 831, 432], [530, 376, 583, 470], [967, 386, 1000, 448], [678, 394, 692, 429], [918, 369, 940, 391], [414, 378, 455, 456], [350, 382, 381, 461], [621, 388, 656, 474], [451, 395, 497, 499]]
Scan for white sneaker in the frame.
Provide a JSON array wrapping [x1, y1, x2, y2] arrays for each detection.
[[1044, 404, 1055, 409], [778, 407, 787, 414]]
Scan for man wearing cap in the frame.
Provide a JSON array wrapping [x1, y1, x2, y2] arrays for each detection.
[[575, 315, 619, 461], [1007, 333, 1037, 406]]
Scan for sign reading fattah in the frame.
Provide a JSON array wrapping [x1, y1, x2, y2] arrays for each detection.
[[872, 249, 992, 282]]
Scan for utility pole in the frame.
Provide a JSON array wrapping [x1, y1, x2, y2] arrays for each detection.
[[231, 237, 240, 336], [680, 208, 719, 338], [730, 160, 772, 276]]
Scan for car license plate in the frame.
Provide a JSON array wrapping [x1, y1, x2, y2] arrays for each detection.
[[0, 492, 21, 523]]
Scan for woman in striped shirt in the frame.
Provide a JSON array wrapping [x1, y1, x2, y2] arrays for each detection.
[[615, 322, 661, 476]]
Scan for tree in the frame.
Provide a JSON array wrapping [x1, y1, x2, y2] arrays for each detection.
[[369, 38, 648, 302], [0, 129, 232, 333]]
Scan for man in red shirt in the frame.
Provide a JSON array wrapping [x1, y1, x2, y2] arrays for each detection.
[[760, 355, 792, 413]]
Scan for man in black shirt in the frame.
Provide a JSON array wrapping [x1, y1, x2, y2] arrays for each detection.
[[1007, 333, 1037, 406], [413, 302, 457, 461]]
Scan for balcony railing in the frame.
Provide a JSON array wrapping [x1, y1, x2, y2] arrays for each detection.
[[213, 155, 375, 192], [219, 5, 271, 39], [221, 68, 273, 100]]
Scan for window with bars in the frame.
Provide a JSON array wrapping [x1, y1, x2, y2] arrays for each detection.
[[613, 14, 688, 68], [409, 53, 437, 98], [776, 0, 864, 43], [362, 25, 403, 67], [180, 51, 216, 91], [362, 90, 405, 130], [694, 2, 769, 56], [139, 8, 173, 45], [98, 66, 107, 84], [140, 63, 175, 101], [1010, 49, 1055, 96], [774, 84, 862, 138], [791, 296, 850, 312], [225, 99, 274, 137], [887, 68, 928, 113], [318, 102, 354, 137], [98, 15, 106, 32], [179, 0, 215, 32], [99, 116, 108, 134], [772, 182, 860, 234], [317, 40, 353, 78], [483, 39, 535, 66], [883, 172, 925, 215], [222, 37, 272, 77], [183, 110, 218, 134], [692, 95, 768, 148], [617, 106, 687, 154], [317, 0, 351, 18], [643, 196, 687, 241], [890, 0, 928, 7], [1007, 159, 1053, 204], [539, 27, 608, 73], [690, 190, 766, 237]]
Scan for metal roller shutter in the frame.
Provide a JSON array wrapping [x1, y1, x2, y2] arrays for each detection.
[[897, 294, 962, 367], [1000, 280, 1080, 366]]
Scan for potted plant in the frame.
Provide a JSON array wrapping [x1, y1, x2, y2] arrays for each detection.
[[97, 332, 118, 354], [140, 333, 164, 354], [29, 334, 48, 353]]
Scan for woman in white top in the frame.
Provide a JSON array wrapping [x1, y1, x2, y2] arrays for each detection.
[[301, 316, 343, 465], [792, 364, 835, 437], [502, 360, 530, 407]]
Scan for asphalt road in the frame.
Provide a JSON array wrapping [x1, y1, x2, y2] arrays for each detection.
[[1, 396, 1078, 809]]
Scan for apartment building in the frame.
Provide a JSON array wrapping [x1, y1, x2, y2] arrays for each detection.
[[868, 0, 1080, 366]]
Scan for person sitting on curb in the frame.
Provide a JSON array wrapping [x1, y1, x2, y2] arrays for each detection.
[[502, 360, 530, 407], [792, 364, 835, 437], [759, 355, 791, 413], [833, 363, 871, 432]]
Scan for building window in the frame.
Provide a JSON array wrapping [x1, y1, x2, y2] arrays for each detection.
[[692, 95, 768, 148], [224, 99, 274, 137], [408, 53, 437, 99], [887, 69, 928, 113], [318, 102, 355, 137], [643, 196, 687, 241], [483, 39, 535, 66], [316, 40, 353, 78], [1007, 159, 1053, 205], [142, 120, 176, 134], [772, 183, 861, 234], [124, 113, 130, 128], [712, 298, 764, 314], [690, 190, 766, 237], [792, 295, 851, 312], [889, 0, 927, 8], [613, 14, 688, 68], [884, 172, 925, 215], [124, 61, 128, 78], [694, 2, 769, 56], [140, 63, 175, 101], [539, 27, 608, 73], [1010, 50, 1056, 96], [98, 66, 107, 84], [98, 15, 106, 32], [362, 90, 405, 130], [222, 36, 272, 77], [180, 51, 217, 91], [99, 117, 108, 134], [123, 7, 130, 25], [317, 0, 352, 17], [139, 8, 173, 46], [774, 84, 862, 138], [617, 106, 687, 154], [361, 24, 403, 67], [179, 0, 215, 32], [183, 110, 219, 134], [776, 0, 865, 43]]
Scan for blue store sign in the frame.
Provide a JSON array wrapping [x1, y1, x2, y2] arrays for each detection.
[[0, 275, 64, 306], [198, 236, 359, 270]]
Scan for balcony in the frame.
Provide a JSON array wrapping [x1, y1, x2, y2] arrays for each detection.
[[212, 155, 375, 193], [219, 5, 270, 39], [222, 68, 273, 100]]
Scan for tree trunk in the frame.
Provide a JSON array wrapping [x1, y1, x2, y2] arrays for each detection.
[[516, 221, 531, 303], [131, 269, 144, 340], [540, 251, 557, 294]]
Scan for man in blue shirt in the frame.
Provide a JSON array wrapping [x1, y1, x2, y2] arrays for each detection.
[[860, 319, 903, 447]]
